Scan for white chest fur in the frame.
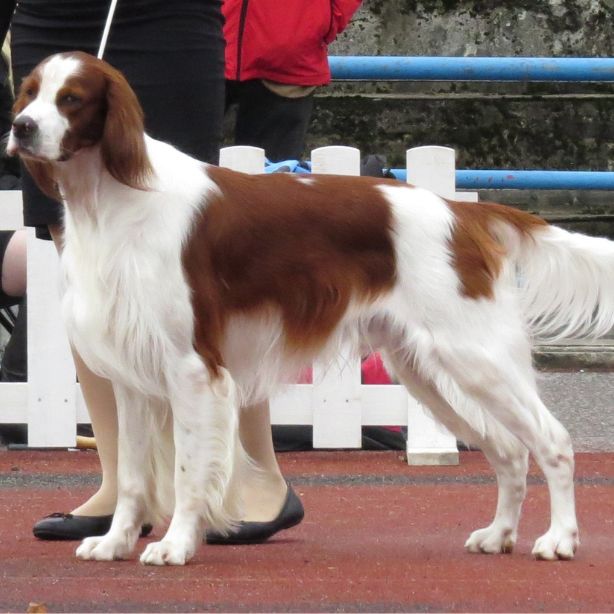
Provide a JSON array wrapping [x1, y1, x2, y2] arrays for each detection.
[[56, 138, 215, 397]]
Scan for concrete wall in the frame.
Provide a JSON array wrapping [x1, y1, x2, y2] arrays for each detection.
[[311, 1, 614, 229], [330, 1, 614, 58]]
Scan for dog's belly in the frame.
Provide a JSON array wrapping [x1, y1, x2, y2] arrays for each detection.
[[221, 306, 384, 406]]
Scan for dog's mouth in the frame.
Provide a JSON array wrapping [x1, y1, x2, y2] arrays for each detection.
[[5, 139, 22, 158], [8, 138, 73, 163], [8, 142, 48, 161], [57, 149, 74, 162], [6, 134, 40, 159]]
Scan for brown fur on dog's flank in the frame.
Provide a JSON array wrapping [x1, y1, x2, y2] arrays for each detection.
[[182, 168, 398, 375], [447, 201, 547, 299]]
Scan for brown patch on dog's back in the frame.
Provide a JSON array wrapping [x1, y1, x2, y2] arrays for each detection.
[[182, 168, 398, 374], [447, 200, 547, 299]]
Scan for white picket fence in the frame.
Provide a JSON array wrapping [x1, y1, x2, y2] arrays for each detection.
[[0, 145, 479, 464]]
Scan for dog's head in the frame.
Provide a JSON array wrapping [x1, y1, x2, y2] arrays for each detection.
[[7, 51, 151, 196]]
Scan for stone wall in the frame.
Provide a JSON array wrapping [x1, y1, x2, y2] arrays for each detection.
[[330, 1, 614, 58], [310, 1, 614, 230]]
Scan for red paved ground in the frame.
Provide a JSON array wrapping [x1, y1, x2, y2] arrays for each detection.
[[1, 450, 613, 612]]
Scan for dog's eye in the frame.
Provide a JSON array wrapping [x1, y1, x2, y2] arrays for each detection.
[[59, 94, 82, 106], [25, 88, 36, 98]]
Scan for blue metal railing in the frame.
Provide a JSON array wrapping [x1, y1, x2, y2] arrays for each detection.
[[329, 56, 614, 82], [390, 170, 614, 190], [328, 56, 614, 189]]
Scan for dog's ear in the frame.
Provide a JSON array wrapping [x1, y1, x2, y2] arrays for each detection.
[[13, 72, 39, 117], [24, 159, 61, 201], [100, 64, 153, 190]]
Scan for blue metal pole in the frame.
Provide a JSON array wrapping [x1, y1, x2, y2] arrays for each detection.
[[389, 169, 614, 190], [329, 56, 614, 82]]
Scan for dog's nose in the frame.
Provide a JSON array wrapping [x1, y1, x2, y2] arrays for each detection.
[[12, 115, 38, 140]]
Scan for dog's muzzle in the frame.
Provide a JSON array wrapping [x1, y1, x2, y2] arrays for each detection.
[[8, 114, 40, 157]]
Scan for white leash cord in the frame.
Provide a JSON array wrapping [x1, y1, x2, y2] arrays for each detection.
[[97, 0, 119, 59]]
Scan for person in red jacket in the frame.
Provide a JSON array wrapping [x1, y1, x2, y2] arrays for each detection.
[[223, 0, 362, 161]]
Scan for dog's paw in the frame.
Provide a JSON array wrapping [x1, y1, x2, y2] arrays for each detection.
[[76, 535, 132, 561], [465, 525, 516, 554], [532, 528, 579, 561], [139, 540, 194, 566]]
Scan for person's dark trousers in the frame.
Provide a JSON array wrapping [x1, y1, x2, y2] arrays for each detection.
[[0, 55, 21, 186], [0, 295, 27, 383], [226, 79, 314, 162]]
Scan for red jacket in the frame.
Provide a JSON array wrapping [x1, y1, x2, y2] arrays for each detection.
[[223, 0, 361, 86]]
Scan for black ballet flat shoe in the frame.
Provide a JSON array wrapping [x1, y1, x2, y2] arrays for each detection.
[[206, 483, 304, 545], [32, 513, 153, 541]]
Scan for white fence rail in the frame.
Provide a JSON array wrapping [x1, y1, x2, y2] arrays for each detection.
[[0, 145, 475, 464]]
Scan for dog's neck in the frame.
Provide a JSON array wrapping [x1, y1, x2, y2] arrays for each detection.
[[53, 141, 160, 242], [54, 146, 105, 215]]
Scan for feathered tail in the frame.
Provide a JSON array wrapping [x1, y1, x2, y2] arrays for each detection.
[[493, 207, 614, 340]]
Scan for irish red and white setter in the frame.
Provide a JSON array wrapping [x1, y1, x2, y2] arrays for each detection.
[[9, 51, 610, 565]]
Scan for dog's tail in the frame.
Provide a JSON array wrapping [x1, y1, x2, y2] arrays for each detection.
[[475, 202, 614, 340]]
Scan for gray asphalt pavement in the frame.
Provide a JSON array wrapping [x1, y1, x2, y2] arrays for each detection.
[[539, 371, 614, 452]]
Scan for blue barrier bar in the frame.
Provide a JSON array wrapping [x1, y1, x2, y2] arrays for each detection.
[[389, 169, 614, 190], [329, 56, 614, 82]]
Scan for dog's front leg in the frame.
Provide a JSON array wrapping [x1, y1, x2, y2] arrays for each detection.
[[140, 359, 240, 566], [76, 384, 151, 561]]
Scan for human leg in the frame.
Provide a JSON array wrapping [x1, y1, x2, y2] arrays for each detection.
[[236, 400, 291, 522], [0, 230, 27, 385], [69, 353, 119, 517], [205, 399, 304, 544], [1, 229, 27, 298], [232, 79, 314, 161], [32, 224, 130, 538], [212, 78, 313, 533], [50, 224, 119, 517]]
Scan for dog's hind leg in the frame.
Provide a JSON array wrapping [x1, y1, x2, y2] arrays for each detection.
[[76, 385, 158, 561], [431, 329, 578, 560], [140, 357, 242, 566], [463, 438, 528, 554], [383, 347, 529, 555]]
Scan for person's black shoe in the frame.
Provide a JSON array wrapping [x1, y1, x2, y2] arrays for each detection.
[[32, 513, 153, 541], [206, 483, 304, 545]]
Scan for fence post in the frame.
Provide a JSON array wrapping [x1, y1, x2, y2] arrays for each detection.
[[406, 146, 456, 198], [407, 145, 478, 202], [310, 146, 363, 448], [219, 146, 265, 174], [26, 228, 77, 447], [405, 146, 460, 465]]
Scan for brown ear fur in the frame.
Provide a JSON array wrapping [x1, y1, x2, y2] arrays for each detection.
[[24, 159, 61, 201], [100, 64, 153, 190]]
